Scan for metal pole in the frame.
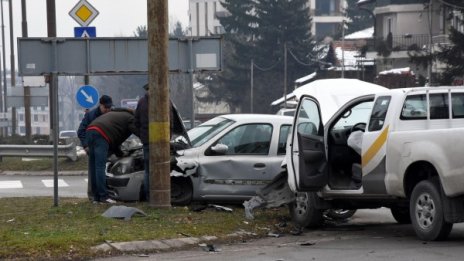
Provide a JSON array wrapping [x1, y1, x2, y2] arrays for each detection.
[[46, 0, 58, 207], [284, 42, 287, 110], [188, 38, 195, 128], [1, 0, 7, 114], [8, 0, 14, 87], [341, 19, 345, 78], [147, 0, 170, 207], [21, 0, 31, 143], [250, 59, 253, 113], [427, 0, 433, 86]]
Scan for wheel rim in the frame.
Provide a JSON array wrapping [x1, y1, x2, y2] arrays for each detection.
[[294, 193, 309, 215], [415, 192, 436, 230]]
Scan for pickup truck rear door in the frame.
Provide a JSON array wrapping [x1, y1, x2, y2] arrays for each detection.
[[289, 95, 328, 191]]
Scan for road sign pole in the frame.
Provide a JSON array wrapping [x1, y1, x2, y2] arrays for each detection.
[[148, 0, 170, 208]]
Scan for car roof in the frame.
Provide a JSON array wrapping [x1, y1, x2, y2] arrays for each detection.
[[218, 114, 293, 124]]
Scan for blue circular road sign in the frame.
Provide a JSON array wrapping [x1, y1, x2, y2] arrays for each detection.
[[76, 85, 99, 109]]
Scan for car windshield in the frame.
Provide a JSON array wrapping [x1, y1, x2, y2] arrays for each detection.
[[187, 117, 235, 147], [59, 131, 77, 138]]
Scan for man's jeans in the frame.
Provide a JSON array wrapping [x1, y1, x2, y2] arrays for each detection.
[[86, 130, 110, 202], [143, 144, 150, 200]]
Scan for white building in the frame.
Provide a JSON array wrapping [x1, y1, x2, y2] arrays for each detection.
[[188, 0, 347, 39]]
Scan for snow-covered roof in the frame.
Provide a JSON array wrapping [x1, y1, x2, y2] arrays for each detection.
[[335, 47, 374, 68], [295, 72, 317, 84], [379, 67, 415, 75], [357, 0, 374, 5], [344, 27, 374, 40]]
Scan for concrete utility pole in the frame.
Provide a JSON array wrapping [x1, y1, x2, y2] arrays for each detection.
[[147, 0, 171, 207]]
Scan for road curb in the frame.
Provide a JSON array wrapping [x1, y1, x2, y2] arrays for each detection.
[[92, 236, 218, 253], [91, 232, 258, 255]]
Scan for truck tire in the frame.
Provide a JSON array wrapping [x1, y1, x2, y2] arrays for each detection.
[[410, 179, 453, 241], [289, 192, 323, 228], [390, 206, 411, 224]]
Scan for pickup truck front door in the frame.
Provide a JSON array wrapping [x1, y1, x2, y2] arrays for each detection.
[[289, 96, 328, 191]]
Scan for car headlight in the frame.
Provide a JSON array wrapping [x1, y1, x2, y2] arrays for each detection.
[[110, 157, 133, 176]]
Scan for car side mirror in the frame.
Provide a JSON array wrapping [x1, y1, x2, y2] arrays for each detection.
[[210, 144, 228, 155]]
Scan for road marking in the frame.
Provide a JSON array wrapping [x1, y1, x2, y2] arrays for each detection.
[[0, 181, 23, 189], [42, 179, 69, 188]]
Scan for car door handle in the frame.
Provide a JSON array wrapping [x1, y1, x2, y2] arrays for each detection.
[[254, 163, 266, 168]]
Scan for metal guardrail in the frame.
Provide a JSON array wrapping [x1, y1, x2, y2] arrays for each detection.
[[0, 142, 77, 161]]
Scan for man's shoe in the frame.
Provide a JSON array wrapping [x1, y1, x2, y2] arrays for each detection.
[[101, 198, 117, 204]]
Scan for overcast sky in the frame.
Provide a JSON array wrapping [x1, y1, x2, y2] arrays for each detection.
[[3, 0, 189, 70]]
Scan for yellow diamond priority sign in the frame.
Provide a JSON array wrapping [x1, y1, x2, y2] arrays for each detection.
[[69, 0, 99, 27]]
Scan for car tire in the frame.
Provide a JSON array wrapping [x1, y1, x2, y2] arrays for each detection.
[[410, 179, 453, 241], [325, 209, 357, 221], [171, 177, 193, 206], [289, 192, 323, 228], [390, 206, 411, 224]]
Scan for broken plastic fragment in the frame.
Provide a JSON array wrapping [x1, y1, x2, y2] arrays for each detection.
[[101, 205, 147, 221]]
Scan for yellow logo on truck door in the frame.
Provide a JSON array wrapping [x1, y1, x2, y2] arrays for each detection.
[[362, 126, 389, 168]]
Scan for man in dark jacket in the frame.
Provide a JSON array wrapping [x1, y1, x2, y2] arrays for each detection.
[[86, 108, 139, 203], [77, 95, 113, 200]]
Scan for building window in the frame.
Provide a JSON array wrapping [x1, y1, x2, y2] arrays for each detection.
[[19, 114, 24, 121], [34, 114, 38, 122], [20, 126, 25, 134], [42, 115, 46, 121], [36, 127, 41, 135]]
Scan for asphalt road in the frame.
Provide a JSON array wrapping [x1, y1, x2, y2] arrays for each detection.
[[96, 208, 464, 261], [0, 175, 87, 198]]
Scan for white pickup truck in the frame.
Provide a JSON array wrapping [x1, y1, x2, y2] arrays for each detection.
[[286, 86, 464, 241]]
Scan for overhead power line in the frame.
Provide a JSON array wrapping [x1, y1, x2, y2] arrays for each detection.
[[253, 58, 281, 71], [438, 0, 464, 10]]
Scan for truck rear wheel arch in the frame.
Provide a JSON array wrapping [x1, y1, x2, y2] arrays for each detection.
[[403, 161, 439, 198]]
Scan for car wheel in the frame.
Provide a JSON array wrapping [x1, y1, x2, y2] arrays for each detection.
[[410, 179, 453, 241], [390, 206, 411, 224], [325, 209, 357, 221], [289, 192, 323, 228], [171, 177, 193, 206]]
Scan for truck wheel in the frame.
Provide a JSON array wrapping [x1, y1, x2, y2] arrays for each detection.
[[390, 206, 411, 224], [289, 192, 323, 228], [171, 177, 193, 206], [410, 179, 453, 241]]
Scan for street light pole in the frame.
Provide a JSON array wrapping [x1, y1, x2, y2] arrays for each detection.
[[8, 0, 14, 87]]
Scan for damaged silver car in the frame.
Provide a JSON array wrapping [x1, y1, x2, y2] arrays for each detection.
[[107, 113, 293, 205]]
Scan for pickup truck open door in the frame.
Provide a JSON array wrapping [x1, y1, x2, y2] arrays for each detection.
[[289, 95, 328, 191]]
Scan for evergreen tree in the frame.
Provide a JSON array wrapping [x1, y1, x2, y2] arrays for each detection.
[[409, 7, 464, 85], [201, 0, 317, 113], [171, 21, 187, 37], [345, 0, 375, 35]]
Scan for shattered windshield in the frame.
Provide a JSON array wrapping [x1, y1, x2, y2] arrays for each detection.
[[187, 117, 235, 147]]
